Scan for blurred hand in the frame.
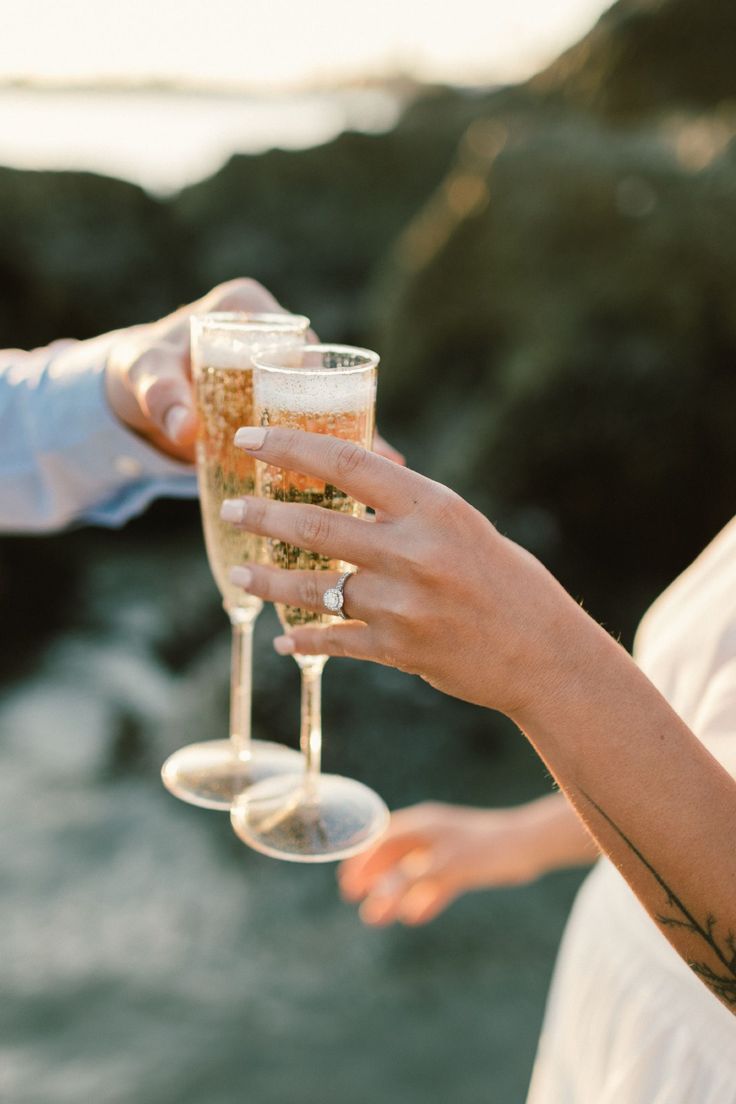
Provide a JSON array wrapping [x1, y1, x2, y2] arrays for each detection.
[[105, 278, 283, 462], [223, 428, 574, 718], [372, 432, 405, 466], [337, 802, 546, 926]]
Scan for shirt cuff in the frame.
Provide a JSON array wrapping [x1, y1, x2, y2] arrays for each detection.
[[43, 336, 198, 528]]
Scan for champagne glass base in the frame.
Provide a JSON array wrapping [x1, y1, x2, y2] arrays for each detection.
[[230, 772, 390, 863], [161, 739, 303, 812]]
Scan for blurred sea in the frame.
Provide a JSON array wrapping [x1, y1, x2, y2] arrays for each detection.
[[0, 511, 584, 1104], [0, 86, 403, 194]]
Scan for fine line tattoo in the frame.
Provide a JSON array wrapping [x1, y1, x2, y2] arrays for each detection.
[[580, 789, 736, 1007]]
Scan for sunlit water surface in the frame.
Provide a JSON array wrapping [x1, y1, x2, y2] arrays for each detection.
[[0, 87, 402, 193]]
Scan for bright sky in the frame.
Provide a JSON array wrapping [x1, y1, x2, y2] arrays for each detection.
[[3, 0, 609, 88]]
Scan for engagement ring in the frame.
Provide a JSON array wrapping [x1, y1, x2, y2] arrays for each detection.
[[323, 570, 355, 619]]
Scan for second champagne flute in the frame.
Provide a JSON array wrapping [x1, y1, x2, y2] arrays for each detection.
[[230, 344, 389, 861], [161, 312, 308, 810]]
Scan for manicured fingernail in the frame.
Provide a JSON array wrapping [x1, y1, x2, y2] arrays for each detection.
[[229, 566, 253, 588], [164, 404, 191, 442], [220, 499, 247, 523], [274, 635, 295, 655], [234, 427, 267, 450]]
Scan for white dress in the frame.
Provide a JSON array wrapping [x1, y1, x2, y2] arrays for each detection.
[[527, 516, 736, 1104]]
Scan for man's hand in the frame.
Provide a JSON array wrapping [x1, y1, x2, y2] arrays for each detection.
[[107, 278, 405, 466], [105, 278, 283, 462]]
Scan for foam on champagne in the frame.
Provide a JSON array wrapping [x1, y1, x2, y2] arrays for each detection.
[[195, 332, 303, 372], [254, 369, 376, 416], [254, 367, 376, 630]]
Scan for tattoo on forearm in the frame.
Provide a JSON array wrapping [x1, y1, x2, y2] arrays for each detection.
[[580, 789, 736, 1007]]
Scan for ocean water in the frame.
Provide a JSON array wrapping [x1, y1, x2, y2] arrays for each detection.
[[0, 516, 585, 1104], [0, 86, 402, 194]]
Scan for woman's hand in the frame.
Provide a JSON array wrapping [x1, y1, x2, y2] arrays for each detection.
[[223, 427, 578, 718], [338, 794, 599, 925], [224, 433, 736, 1012], [336, 801, 551, 926]]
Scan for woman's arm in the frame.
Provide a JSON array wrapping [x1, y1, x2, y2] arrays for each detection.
[[224, 428, 736, 1010], [337, 792, 599, 926], [516, 610, 736, 1009]]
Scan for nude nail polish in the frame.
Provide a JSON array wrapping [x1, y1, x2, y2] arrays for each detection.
[[220, 499, 247, 523], [234, 427, 267, 450], [229, 566, 253, 588]]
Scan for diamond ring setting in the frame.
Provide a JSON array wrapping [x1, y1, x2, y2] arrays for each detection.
[[322, 570, 355, 619]]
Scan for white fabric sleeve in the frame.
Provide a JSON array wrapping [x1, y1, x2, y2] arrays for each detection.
[[693, 654, 736, 779], [0, 336, 197, 533]]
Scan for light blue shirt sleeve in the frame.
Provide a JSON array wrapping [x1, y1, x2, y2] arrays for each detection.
[[0, 336, 197, 533]]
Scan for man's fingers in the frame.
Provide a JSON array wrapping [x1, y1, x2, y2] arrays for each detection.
[[164, 403, 196, 445], [142, 278, 292, 443], [202, 277, 282, 315], [373, 432, 406, 466], [155, 278, 286, 349], [135, 364, 197, 446], [234, 427, 425, 516]]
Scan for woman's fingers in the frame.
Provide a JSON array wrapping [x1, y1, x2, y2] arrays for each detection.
[[272, 621, 378, 662], [228, 563, 374, 622], [338, 830, 430, 901], [221, 495, 382, 567], [357, 871, 417, 925], [357, 866, 455, 927], [393, 881, 455, 925], [339, 805, 465, 925], [234, 427, 425, 516]]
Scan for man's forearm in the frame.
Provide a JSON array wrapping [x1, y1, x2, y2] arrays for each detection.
[[0, 341, 195, 533], [513, 611, 736, 1010]]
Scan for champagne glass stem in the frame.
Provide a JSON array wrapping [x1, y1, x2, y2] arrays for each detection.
[[297, 656, 327, 798], [229, 607, 259, 761]]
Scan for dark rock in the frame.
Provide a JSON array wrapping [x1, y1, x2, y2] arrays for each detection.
[[531, 0, 736, 120], [377, 108, 736, 634], [0, 166, 189, 348], [171, 113, 480, 342]]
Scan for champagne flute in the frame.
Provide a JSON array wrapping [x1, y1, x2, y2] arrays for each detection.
[[161, 313, 308, 810], [230, 344, 389, 861]]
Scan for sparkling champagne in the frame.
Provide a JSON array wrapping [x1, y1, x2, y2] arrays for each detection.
[[254, 364, 376, 630], [192, 323, 306, 611], [196, 361, 259, 611]]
